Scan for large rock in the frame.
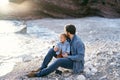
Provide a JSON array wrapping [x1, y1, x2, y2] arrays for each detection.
[[0, 0, 120, 19], [33, 0, 120, 18]]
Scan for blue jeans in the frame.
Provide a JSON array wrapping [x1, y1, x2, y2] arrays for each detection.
[[36, 48, 73, 77]]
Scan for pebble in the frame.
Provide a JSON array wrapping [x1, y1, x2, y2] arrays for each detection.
[[22, 55, 33, 62], [76, 75, 86, 80]]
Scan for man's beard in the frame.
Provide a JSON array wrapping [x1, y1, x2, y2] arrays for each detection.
[[66, 33, 70, 38]]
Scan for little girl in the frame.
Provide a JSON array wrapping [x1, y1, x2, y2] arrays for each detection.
[[54, 33, 70, 75], [30, 33, 70, 75], [54, 33, 70, 58]]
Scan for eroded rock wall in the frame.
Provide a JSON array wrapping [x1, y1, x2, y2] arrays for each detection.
[[1, 0, 120, 19]]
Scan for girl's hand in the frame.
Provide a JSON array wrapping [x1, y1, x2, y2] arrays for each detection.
[[54, 46, 59, 52], [62, 53, 68, 58]]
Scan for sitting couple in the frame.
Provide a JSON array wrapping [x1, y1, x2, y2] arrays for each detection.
[[27, 24, 85, 77]]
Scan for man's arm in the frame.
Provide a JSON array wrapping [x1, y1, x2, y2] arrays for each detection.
[[62, 42, 70, 57], [66, 42, 70, 54], [68, 41, 85, 61]]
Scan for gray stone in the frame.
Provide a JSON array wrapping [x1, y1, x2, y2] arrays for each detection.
[[15, 27, 27, 34], [21, 54, 33, 62], [76, 75, 86, 80]]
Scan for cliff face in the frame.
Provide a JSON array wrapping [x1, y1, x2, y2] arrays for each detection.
[[33, 0, 120, 18], [1, 0, 120, 19]]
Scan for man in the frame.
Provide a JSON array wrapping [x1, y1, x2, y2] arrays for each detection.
[[27, 24, 85, 77]]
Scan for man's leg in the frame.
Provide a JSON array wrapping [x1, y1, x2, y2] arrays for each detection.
[[40, 48, 57, 70], [36, 58, 73, 77], [27, 48, 57, 77]]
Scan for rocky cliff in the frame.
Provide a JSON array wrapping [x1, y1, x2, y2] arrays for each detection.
[[1, 0, 120, 19], [33, 0, 120, 18]]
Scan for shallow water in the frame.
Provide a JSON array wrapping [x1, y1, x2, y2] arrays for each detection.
[[0, 20, 57, 77]]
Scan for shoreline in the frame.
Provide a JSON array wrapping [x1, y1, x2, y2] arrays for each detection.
[[0, 17, 120, 80]]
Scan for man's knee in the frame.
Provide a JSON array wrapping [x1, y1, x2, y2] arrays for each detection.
[[55, 58, 63, 64], [47, 48, 56, 56], [49, 48, 55, 53], [49, 48, 54, 52]]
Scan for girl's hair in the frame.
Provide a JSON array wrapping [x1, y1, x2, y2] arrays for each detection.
[[60, 33, 67, 38]]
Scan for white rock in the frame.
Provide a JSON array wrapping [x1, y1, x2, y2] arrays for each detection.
[[84, 68, 91, 74], [91, 68, 98, 74], [94, 62, 100, 66], [110, 62, 115, 66], [85, 61, 93, 68], [76, 75, 86, 80], [65, 77, 72, 80], [99, 75, 107, 80], [21, 55, 33, 62], [84, 67, 97, 76], [85, 69, 92, 77]]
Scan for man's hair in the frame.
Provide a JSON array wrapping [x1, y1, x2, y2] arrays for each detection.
[[65, 24, 76, 34]]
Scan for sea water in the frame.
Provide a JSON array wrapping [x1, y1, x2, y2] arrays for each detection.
[[0, 20, 57, 77]]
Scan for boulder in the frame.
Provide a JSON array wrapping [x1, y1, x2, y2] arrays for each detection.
[[21, 54, 33, 62]]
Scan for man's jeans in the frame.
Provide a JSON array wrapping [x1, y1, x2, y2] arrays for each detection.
[[36, 48, 73, 77]]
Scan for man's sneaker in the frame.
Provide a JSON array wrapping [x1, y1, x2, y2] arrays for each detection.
[[26, 72, 37, 78], [31, 68, 40, 72], [55, 70, 62, 75]]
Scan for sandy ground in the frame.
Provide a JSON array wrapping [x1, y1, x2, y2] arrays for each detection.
[[0, 17, 120, 80]]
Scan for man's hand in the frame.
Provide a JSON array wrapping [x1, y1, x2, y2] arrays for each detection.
[[62, 53, 68, 58], [54, 46, 59, 52]]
